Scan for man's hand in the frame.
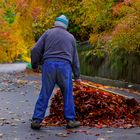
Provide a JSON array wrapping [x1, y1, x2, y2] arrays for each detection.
[[33, 68, 39, 73], [74, 78, 82, 83]]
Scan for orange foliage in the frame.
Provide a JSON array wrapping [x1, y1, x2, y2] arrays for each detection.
[[113, 3, 124, 17]]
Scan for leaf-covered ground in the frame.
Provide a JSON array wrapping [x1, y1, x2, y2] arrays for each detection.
[[0, 70, 140, 140]]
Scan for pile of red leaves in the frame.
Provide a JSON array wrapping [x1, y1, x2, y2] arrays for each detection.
[[43, 81, 140, 128]]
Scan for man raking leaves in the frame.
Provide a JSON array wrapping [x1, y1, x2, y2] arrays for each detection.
[[31, 15, 81, 129]]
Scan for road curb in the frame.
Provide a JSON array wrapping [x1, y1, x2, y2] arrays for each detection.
[[81, 75, 140, 92]]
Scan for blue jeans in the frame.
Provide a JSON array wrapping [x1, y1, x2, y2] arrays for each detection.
[[32, 61, 76, 123]]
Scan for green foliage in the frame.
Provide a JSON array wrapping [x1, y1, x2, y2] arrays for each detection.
[[109, 47, 127, 73], [4, 8, 16, 24], [32, 22, 47, 42]]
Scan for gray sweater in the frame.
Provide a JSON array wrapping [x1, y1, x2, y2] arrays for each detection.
[[31, 27, 80, 79]]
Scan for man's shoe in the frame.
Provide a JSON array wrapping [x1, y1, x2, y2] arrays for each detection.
[[66, 120, 80, 129], [31, 120, 41, 130]]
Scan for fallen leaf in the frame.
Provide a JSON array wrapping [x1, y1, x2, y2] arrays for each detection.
[[0, 133, 3, 138], [106, 130, 113, 133], [97, 138, 105, 140], [55, 133, 68, 137]]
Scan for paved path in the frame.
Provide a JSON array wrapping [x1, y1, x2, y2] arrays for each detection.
[[0, 63, 27, 73], [0, 65, 140, 140]]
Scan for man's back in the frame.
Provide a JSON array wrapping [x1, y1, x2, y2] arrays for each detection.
[[31, 15, 80, 80], [43, 27, 75, 63]]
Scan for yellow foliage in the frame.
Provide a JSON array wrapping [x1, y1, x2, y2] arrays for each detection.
[[89, 34, 100, 45], [21, 56, 31, 63], [111, 13, 140, 53]]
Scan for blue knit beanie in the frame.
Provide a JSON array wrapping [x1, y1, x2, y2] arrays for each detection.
[[54, 15, 69, 29]]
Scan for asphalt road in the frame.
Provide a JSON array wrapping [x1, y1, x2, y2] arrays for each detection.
[[0, 63, 27, 73], [0, 64, 140, 140]]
